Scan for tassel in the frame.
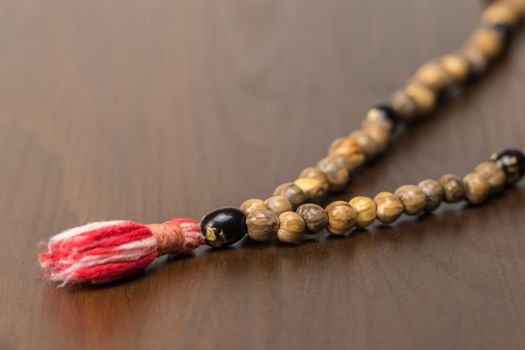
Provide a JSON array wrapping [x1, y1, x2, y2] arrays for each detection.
[[39, 218, 205, 286]]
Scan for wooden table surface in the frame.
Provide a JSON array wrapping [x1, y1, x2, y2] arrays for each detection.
[[1, 0, 525, 349]]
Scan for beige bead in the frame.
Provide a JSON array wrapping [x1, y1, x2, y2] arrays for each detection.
[[294, 177, 329, 203], [330, 154, 364, 173], [414, 61, 450, 91], [439, 174, 467, 203], [390, 89, 418, 120], [405, 83, 437, 114], [325, 201, 357, 235], [474, 161, 506, 194], [348, 129, 382, 159], [273, 182, 306, 208], [363, 106, 395, 132], [374, 192, 404, 224], [299, 167, 328, 182], [349, 196, 377, 228], [328, 137, 363, 158], [441, 54, 470, 83], [265, 195, 293, 215], [418, 179, 443, 212], [277, 211, 305, 243], [317, 156, 350, 192], [240, 199, 267, 215], [328, 138, 366, 171], [470, 27, 504, 60], [463, 173, 490, 205], [395, 185, 427, 216], [504, 0, 525, 16], [482, 2, 520, 26], [246, 208, 279, 242], [296, 203, 328, 233], [364, 125, 390, 153]]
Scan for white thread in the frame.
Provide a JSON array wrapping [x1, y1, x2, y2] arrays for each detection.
[[50, 220, 125, 243], [52, 237, 157, 280]]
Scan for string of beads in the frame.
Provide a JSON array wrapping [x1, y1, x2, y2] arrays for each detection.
[[39, 0, 525, 285], [200, 0, 525, 247], [202, 150, 525, 245]]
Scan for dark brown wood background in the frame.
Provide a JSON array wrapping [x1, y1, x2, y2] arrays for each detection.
[[1, 0, 525, 349]]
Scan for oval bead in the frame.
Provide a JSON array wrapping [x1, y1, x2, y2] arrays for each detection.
[[201, 207, 247, 248]]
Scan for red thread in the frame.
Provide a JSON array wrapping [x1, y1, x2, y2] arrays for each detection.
[[39, 218, 204, 285]]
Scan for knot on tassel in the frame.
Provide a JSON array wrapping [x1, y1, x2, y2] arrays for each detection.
[[148, 218, 205, 256]]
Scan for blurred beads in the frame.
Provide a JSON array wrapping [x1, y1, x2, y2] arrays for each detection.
[[317, 156, 350, 192], [273, 182, 306, 209]]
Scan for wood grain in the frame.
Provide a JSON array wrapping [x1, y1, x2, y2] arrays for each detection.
[[1, 0, 525, 349]]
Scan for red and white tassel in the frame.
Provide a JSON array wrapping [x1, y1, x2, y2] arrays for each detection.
[[39, 218, 205, 286]]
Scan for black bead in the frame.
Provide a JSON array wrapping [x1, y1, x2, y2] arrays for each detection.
[[200, 207, 247, 248], [491, 149, 525, 185], [491, 23, 516, 49]]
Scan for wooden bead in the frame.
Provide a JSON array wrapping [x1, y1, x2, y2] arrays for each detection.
[[294, 177, 329, 203], [373, 192, 404, 224], [390, 89, 418, 120], [394, 185, 427, 216], [273, 182, 306, 208], [461, 46, 489, 77], [265, 196, 293, 215], [463, 173, 490, 205], [470, 27, 504, 59], [299, 167, 328, 182], [474, 161, 506, 193], [414, 61, 450, 91], [362, 105, 398, 133], [325, 201, 357, 235], [482, 2, 520, 26], [364, 125, 390, 152], [504, 0, 525, 16], [439, 174, 467, 203], [317, 156, 350, 192], [348, 129, 383, 159], [405, 83, 437, 114], [349, 196, 377, 228], [328, 138, 366, 171], [246, 208, 279, 242], [277, 211, 305, 243], [328, 137, 362, 158], [440, 54, 470, 83], [296, 203, 328, 234], [240, 199, 267, 215], [330, 154, 363, 173], [418, 179, 443, 212]]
